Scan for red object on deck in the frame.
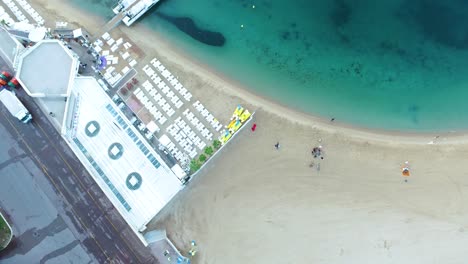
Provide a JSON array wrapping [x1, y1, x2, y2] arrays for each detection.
[[251, 123, 257, 131]]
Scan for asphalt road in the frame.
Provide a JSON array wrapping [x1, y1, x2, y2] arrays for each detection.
[[0, 86, 157, 263]]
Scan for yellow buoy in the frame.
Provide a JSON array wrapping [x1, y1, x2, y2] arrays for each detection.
[[252, 5, 255, 8], [241, 24, 244, 28]]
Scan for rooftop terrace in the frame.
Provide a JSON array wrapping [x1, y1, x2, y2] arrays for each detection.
[[17, 40, 78, 97]]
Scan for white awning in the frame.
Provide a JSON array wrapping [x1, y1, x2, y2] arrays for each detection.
[[72, 28, 82, 38], [159, 134, 171, 147]]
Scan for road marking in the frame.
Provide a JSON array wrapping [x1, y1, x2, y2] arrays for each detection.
[[33, 115, 144, 263], [0, 112, 111, 262]]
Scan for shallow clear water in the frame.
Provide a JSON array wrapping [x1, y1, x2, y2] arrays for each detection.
[[72, 0, 468, 131]]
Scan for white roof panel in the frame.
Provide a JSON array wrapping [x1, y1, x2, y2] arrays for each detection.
[[68, 77, 183, 231]]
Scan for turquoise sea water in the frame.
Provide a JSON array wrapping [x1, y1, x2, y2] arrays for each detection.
[[72, 0, 468, 132]]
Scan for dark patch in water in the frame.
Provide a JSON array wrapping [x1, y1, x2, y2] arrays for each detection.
[[156, 12, 225, 47], [330, 0, 352, 28], [379, 40, 407, 57], [281, 31, 291, 41], [398, 0, 468, 49], [408, 104, 420, 113]]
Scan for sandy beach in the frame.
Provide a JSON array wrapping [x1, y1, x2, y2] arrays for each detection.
[[31, 1, 468, 263]]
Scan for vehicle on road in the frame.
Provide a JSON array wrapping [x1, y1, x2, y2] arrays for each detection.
[[8, 77, 20, 89], [0, 71, 12, 86], [0, 87, 32, 123]]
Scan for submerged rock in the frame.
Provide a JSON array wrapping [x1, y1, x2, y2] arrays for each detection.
[[156, 12, 226, 47]]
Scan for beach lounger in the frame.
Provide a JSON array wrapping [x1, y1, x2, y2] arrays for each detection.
[[154, 93, 162, 102], [155, 112, 162, 120], [110, 44, 119, 52], [107, 38, 115, 46], [102, 32, 110, 40], [197, 141, 206, 150], [129, 60, 137, 67], [167, 108, 175, 117], [149, 89, 157, 97], [187, 112, 194, 120], [134, 88, 142, 96], [151, 58, 158, 64], [175, 100, 183, 109], [122, 52, 130, 60], [183, 109, 190, 116], [189, 149, 197, 159], [197, 123, 205, 132], [120, 66, 130, 75], [159, 116, 167, 125], [116, 38, 124, 46], [162, 85, 170, 94], [162, 103, 170, 112]]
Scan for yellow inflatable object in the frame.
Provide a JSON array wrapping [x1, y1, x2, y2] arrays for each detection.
[[239, 109, 251, 122], [220, 131, 232, 144], [232, 120, 242, 132], [227, 119, 237, 129], [233, 105, 244, 118]]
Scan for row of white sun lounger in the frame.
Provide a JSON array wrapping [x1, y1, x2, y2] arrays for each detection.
[[141, 80, 177, 117], [174, 116, 206, 150], [14, 0, 44, 24], [149, 58, 193, 102], [182, 109, 213, 141], [143, 65, 184, 109], [103, 66, 122, 86], [0, 6, 14, 25], [2, 0, 27, 23], [135, 87, 169, 125], [193, 100, 223, 132], [167, 120, 201, 159], [160, 134, 186, 161]]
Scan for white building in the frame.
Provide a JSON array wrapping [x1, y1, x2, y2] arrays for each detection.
[[11, 39, 185, 244]]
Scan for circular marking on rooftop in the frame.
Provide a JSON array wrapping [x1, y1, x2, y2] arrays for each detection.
[[85, 121, 100, 137], [126, 172, 142, 190], [108, 142, 124, 160]]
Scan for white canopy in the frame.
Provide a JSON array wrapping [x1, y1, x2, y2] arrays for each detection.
[[72, 28, 83, 38], [28, 27, 46, 42], [159, 134, 171, 147]]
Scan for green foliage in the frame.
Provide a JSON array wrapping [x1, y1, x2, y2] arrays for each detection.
[[204, 146, 214, 156], [190, 159, 201, 173], [0, 214, 12, 250], [199, 154, 207, 163], [213, 139, 221, 149]]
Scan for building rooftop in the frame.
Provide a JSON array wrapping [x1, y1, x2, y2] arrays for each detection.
[[65, 77, 183, 234], [16, 40, 78, 97], [0, 26, 24, 68]]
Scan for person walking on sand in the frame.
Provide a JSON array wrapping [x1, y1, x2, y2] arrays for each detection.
[[274, 142, 280, 150]]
